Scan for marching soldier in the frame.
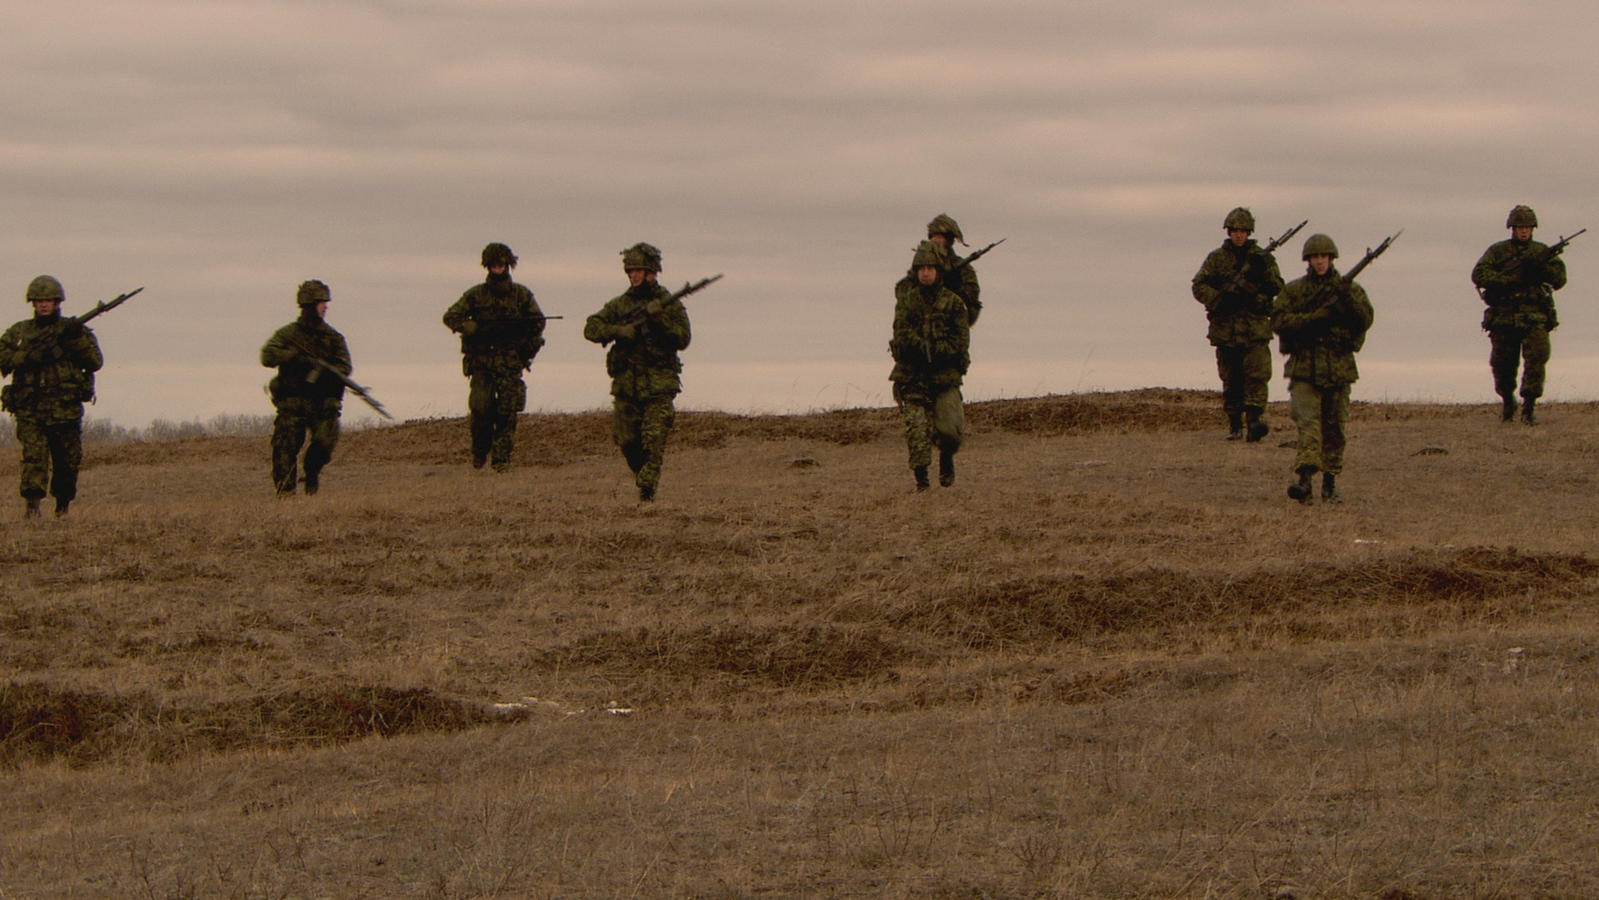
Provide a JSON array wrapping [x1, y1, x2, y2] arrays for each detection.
[[0, 276, 103, 517], [1191, 207, 1285, 441], [443, 242, 546, 470], [890, 241, 971, 491], [261, 279, 350, 496], [1471, 205, 1568, 424], [584, 243, 691, 502]]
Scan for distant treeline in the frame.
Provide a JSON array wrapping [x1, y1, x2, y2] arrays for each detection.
[[0, 413, 275, 447]]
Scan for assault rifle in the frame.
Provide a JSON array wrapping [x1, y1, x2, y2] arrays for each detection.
[[16, 286, 144, 367], [1308, 229, 1402, 310], [285, 336, 394, 421], [1213, 220, 1307, 315], [1494, 227, 1586, 287], [949, 238, 1005, 271], [73, 286, 144, 326], [615, 274, 723, 329]]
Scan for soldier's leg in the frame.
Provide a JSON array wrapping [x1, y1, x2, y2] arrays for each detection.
[[15, 417, 49, 505], [1288, 380, 1324, 501], [302, 413, 341, 494], [270, 408, 307, 494], [1320, 386, 1350, 476], [635, 395, 677, 499], [612, 397, 646, 474], [467, 373, 495, 466], [1488, 329, 1521, 417], [1242, 342, 1272, 441], [45, 420, 84, 510], [489, 376, 526, 471], [932, 386, 965, 487], [893, 384, 933, 472], [1215, 347, 1244, 436]]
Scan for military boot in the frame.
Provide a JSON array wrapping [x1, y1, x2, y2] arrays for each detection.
[[1500, 397, 1517, 423], [1321, 473, 1341, 504], [303, 471, 320, 496], [913, 466, 930, 492], [24, 497, 41, 518], [1287, 467, 1314, 503], [938, 448, 956, 487], [1225, 411, 1244, 441], [1245, 408, 1269, 443], [1521, 398, 1538, 426], [638, 483, 656, 502]]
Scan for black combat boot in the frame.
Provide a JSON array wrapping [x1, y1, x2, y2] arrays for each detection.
[[303, 470, 320, 495], [1500, 397, 1517, 423], [638, 483, 655, 502], [1321, 472, 1341, 504], [913, 466, 930, 492], [54, 498, 70, 517], [24, 497, 41, 518], [1521, 398, 1538, 426], [1225, 411, 1244, 441], [1287, 467, 1314, 503], [938, 449, 956, 487], [1245, 408, 1268, 443]]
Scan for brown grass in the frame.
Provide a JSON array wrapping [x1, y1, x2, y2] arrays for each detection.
[[2, 389, 1598, 896]]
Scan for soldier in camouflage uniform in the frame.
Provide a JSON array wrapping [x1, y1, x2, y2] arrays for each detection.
[[443, 243, 547, 470], [896, 214, 982, 326], [0, 276, 104, 517], [584, 243, 691, 502], [1271, 234, 1375, 504], [260, 280, 351, 496], [1191, 207, 1284, 441], [890, 241, 971, 491], [1471, 205, 1568, 425]]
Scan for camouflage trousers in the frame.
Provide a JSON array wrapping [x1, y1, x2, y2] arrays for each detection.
[[1214, 342, 1271, 414], [1288, 380, 1349, 476], [13, 416, 82, 501], [468, 371, 526, 470], [894, 383, 965, 470], [1488, 326, 1551, 401], [612, 393, 676, 493], [271, 407, 340, 494]]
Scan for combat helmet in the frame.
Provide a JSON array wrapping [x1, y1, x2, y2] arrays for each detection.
[[926, 213, 966, 246], [25, 275, 64, 303], [912, 240, 947, 268], [481, 242, 518, 269], [1301, 233, 1339, 260], [1506, 205, 1538, 229], [1224, 207, 1256, 232], [620, 242, 663, 273], [296, 279, 331, 306]]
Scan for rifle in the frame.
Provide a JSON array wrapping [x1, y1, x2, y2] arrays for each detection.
[[1308, 229, 1402, 310], [616, 274, 723, 329], [1494, 227, 1585, 287], [285, 336, 394, 421], [1212, 221, 1306, 316], [16, 286, 143, 366], [72, 286, 144, 326], [949, 238, 1005, 271]]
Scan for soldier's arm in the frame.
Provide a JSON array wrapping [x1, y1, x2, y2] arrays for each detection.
[[71, 329, 104, 373], [959, 266, 981, 325], [653, 291, 691, 351], [330, 333, 352, 377], [0, 325, 25, 376], [260, 327, 297, 368], [1471, 246, 1507, 291], [442, 293, 477, 335], [1191, 254, 1222, 310], [584, 298, 626, 345], [1270, 289, 1331, 339], [1544, 254, 1568, 291]]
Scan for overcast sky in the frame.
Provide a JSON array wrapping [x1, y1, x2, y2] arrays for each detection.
[[4, 0, 1596, 426]]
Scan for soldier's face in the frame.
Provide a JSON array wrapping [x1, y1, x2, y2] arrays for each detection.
[[929, 234, 949, 249], [30, 298, 59, 317], [489, 263, 509, 276], [1228, 228, 1251, 247], [314, 301, 329, 318], [1513, 226, 1534, 242], [627, 268, 650, 287], [916, 265, 940, 286], [1308, 254, 1333, 276]]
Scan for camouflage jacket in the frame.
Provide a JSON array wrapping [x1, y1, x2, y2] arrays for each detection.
[[896, 253, 982, 325], [260, 314, 351, 412], [1471, 238, 1567, 331], [889, 280, 970, 389], [1271, 268, 1374, 388], [1191, 239, 1284, 347], [0, 314, 104, 423], [583, 282, 692, 399], [443, 278, 546, 376]]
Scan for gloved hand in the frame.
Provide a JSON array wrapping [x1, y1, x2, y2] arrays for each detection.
[[644, 299, 664, 317], [613, 323, 637, 342], [458, 320, 479, 337]]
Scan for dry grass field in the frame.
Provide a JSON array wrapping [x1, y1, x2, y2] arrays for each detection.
[[3, 388, 1599, 898]]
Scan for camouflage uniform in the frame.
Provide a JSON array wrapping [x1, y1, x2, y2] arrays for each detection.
[[897, 213, 982, 325], [1471, 207, 1567, 423], [0, 276, 103, 516], [261, 281, 350, 495], [890, 241, 971, 490], [443, 243, 546, 470], [1271, 235, 1374, 501], [1191, 208, 1284, 439], [584, 243, 691, 501]]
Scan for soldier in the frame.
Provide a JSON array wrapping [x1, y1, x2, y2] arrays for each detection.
[[898, 213, 982, 326], [890, 240, 971, 491], [0, 276, 104, 517], [260, 279, 351, 496], [1471, 205, 1568, 424], [1191, 207, 1285, 441], [584, 242, 691, 502], [443, 242, 547, 470], [1271, 234, 1374, 504]]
